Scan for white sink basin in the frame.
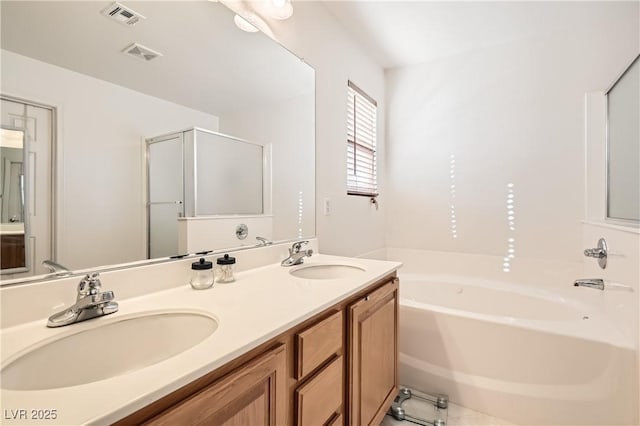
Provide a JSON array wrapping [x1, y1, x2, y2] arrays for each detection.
[[290, 263, 366, 280], [1, 310, 218, 390]]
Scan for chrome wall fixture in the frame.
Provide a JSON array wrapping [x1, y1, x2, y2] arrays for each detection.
[[584, 237, 608, 269], [235, 223, 248, 240]]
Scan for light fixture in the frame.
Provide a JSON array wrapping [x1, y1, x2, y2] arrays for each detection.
[[267, 0, 293, 20], [233, 14, 259, 32]]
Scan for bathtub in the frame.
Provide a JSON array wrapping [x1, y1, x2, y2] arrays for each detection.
[[398, 273, 636, 426]]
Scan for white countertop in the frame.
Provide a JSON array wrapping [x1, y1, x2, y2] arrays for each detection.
[[0, 254, 401, 425], [0, 223, 25, 236]]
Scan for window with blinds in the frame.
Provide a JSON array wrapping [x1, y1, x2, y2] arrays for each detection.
[[347, 80, 378, 197]]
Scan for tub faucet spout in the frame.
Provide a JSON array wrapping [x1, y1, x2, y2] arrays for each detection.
[[574, 278, 604, 290]]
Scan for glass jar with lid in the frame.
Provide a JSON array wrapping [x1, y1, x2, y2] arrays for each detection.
[[215, 254, 236, 283], [190, 258, 214, 289]]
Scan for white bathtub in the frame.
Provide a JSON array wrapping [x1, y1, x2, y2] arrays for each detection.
[[398, 273, 636, 426]]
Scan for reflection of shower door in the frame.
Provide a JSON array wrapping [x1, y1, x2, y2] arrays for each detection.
[[1, 97, 53, 276], [147, 134, 184, 259]]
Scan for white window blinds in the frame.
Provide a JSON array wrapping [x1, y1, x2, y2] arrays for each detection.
[[347, 80, 378, 197]]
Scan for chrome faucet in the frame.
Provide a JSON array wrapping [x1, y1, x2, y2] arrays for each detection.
[[256, 236, 273, 246], [574, 278, 605, 291], [47, 273, 119, 327], [281, 240, 313, 267], [42, 259, 73, 277]]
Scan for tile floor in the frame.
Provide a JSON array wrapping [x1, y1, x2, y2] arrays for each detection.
[[380, 397, 518, 426]]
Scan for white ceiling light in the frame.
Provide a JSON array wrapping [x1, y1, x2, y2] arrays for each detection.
[[234, 14, 259, 32], [267, 0, 293, 20]]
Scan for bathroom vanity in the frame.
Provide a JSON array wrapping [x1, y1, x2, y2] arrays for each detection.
[[117, 272, 398, 426], [0, 247, 401, 426]]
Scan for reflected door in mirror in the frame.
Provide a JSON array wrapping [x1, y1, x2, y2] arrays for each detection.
[[0, 100, 53, 276], [148, 134, 185, 259]]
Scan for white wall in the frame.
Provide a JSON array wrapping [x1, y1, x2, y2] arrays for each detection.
[[385, 3, 639, 263], [261, 3, 387, 257], [1, 50, 219, 270]]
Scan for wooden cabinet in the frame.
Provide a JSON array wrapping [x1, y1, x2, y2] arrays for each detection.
[[1, 234, 26, 269], [295, 355, 343, 426], [145, 344, 287, 426], [295, 310, 344, 425], [295, 310, 343, 380], [117, 273, 398, 426], [348, 278, 399, 426]]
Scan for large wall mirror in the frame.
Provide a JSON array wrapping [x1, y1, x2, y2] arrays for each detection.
[[0, 1, 315, 283], [606, 54, 639, 224]]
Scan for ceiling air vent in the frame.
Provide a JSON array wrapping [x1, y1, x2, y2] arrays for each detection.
[[123, 43, 163, 62], [101, 2, 146, 27]]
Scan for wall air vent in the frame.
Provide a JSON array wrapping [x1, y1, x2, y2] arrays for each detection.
[[123, 43, 162, 62], [101, 2, 146, 27]]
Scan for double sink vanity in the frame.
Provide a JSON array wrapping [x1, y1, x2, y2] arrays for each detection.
[[0, 241, 401, 425]]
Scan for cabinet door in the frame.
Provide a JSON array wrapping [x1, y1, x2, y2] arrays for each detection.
[[348, 278, 399, 426], [147, 344, 287, 426]]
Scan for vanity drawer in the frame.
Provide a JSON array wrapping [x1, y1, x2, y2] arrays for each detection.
[[296, 355, 343, 426], [296, 310, 343, 379]]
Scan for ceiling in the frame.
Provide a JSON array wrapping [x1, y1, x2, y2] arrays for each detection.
[[1, 1, 314, 116], [323, 1, 637, 69]]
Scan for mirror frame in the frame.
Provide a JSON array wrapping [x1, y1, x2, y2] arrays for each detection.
[[605, 53, 640, 226]]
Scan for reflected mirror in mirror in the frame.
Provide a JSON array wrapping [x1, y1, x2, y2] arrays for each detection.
[[0, 128, 29, 274], [0, 1, 315, 283], [607, 54, 639, 224]]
